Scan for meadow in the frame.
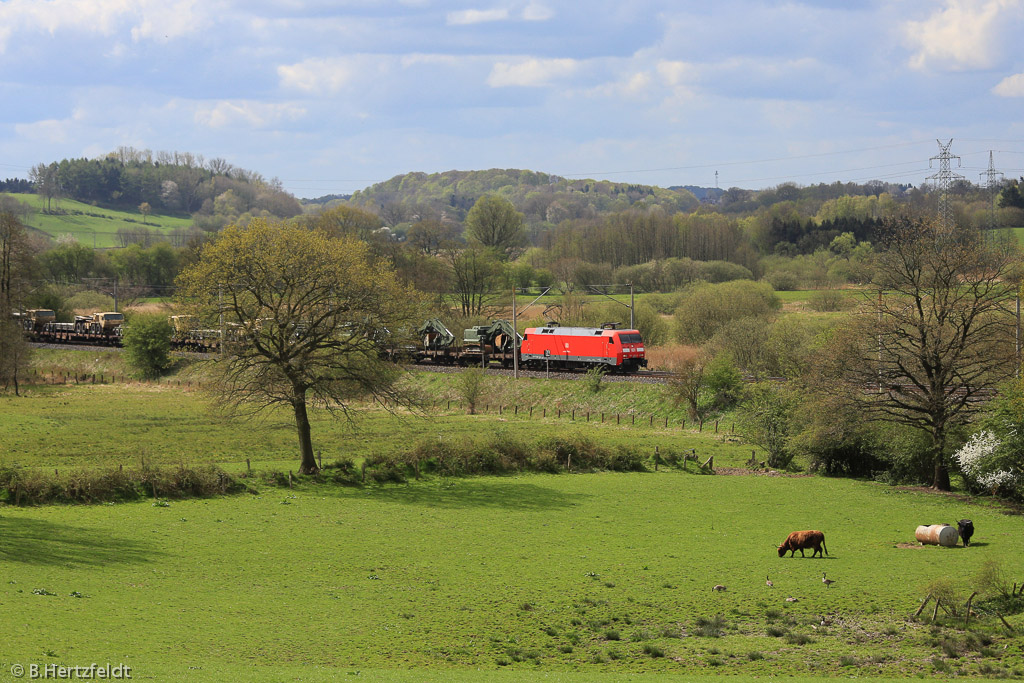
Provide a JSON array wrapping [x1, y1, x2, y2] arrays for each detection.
[[2, 352, 1024, 681], [5, 192, 193, 248]]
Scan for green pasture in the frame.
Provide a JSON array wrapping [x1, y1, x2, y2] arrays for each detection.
[[4, 351, 1024, 680], [2, 192, 193, 248], [0, 373, 737, 474], [2, 439, 1023, 680]]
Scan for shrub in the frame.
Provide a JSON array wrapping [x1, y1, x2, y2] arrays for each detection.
[[673, 280, 780, 344], [763, 270, 800, 291], [0, 463, 250, 505], [808, 289, 851, 312], [456, 367, 486, 415], [122, 313, 173, 379]]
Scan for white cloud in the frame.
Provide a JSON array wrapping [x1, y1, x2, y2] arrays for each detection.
[[194, 100, 306, 129], [522, 2, 554, 21], [13, 118, 72, 144], [447, 8, 510, 26], [278, 58, 358, 93], [656, 60, 697, 87], [903, 0, 1024, 71], [487, 58, 578, 87], [0, 0, 209, 52], [993, 72, 1024, 96]]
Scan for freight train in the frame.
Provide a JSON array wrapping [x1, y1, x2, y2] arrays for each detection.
[[415, 319, 647, 372], [17, 309, 648, 373], [16, 309, 124, 345]]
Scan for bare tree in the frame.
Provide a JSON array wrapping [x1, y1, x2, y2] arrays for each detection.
[[444, 246, 502, 316], [0, 209, 34, 394], [820, 217, 1021, 489]]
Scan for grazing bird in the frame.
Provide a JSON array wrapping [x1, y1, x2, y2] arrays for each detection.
[[777, 530, 829, 558], [712, 584, 727, 592], [785, 597, 799, 603], [822, 572, 835, 588], [766, 575, 774, 588]]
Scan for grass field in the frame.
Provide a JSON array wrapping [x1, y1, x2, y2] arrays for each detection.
[[2, 192, 193, 248], [3, 352, 1024, 680]]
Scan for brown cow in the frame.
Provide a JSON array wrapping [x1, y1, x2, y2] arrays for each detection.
[[777, 530, 828, 558]]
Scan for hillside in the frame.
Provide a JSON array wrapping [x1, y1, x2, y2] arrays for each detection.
[[1, 193, 194, 248], [345, 169, 702, 226]]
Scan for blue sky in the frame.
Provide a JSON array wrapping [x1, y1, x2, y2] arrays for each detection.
[[1, 0, 1023, 199]]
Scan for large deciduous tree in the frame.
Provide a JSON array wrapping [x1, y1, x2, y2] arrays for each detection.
[[464, 194, 525, 258], [176, 219, 423, 474], [820, 216, 1021, 490]]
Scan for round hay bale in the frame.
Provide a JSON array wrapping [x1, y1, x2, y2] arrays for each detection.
[[915, 524, 958, 547]]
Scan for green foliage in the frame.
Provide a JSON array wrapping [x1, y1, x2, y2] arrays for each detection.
[[807, 288, 852, 312], [121, 313, 173, 379], [737, 382, 797, 468], [704, 353, 743, 409], [63, 290, 114, 312], [456, 367, 487, 415], [673, 280, 780, 344], [464, 194, 525, 257]]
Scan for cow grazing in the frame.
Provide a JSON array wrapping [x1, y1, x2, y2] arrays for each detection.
[[777, 530, 828, 558], [958, 519, 975, 547]]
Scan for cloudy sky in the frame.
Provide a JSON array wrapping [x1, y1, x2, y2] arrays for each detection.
[[1, 0, 1023, 199]]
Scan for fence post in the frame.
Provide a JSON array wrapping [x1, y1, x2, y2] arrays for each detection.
[[715, 420, 719, 433]]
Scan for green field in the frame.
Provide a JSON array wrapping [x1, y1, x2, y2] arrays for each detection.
[[2, 192, 193, 248], [3, 355, 1024, 681]]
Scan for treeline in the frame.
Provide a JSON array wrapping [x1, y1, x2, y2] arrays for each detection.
[[28, 148, 302, 224]]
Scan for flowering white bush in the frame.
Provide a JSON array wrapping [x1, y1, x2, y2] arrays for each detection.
[[954, 430, 1015, 493], [954, 431, 1000, 477]]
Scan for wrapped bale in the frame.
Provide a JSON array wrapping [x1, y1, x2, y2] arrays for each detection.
[[915, 524, 959, 547]]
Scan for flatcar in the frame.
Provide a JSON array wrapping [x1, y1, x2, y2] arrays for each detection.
[[519, 323, 647, 373]]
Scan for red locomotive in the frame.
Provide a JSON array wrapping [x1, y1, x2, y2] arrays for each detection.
[[519, 323, 647, 372]]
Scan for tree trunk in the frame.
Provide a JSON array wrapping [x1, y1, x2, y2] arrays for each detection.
[[931, 428, 951, 491], [292, 391, 319, 475]]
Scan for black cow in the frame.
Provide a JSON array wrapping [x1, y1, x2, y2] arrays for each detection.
[[958, 519, 974, 547]]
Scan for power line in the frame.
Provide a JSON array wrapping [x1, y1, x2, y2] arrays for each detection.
[[927, 139, 964, 232]]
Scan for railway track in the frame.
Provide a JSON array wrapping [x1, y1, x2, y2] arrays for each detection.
[[30, 342, 674, 383]]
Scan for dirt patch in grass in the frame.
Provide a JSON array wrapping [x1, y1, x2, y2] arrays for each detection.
[[714, 467, 811, 478]]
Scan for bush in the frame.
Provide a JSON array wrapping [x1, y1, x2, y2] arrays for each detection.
[[763, 270, 800, 291], [807, 289, 851, 312], [0, 463, 250, 505], [673, 280, 780, 344], [122, 313, 173, 379], [64, 290, 115, 313], [456, 367, 486, 415]]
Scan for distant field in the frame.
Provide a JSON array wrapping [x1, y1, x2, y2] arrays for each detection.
[[2, 192, 193, 248]]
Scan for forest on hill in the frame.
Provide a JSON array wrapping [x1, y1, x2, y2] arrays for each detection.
[[2, 150, 1023, 309]]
